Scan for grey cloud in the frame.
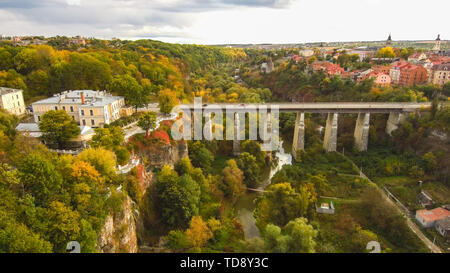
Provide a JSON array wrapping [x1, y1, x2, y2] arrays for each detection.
[[0, 0, 296, 40]]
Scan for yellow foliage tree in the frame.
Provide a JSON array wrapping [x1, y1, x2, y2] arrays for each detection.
[[186, 216, 213, 248]]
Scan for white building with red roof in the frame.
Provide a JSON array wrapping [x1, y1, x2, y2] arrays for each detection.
[[416, 207, 450, 228]]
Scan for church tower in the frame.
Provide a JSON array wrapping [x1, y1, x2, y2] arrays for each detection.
[[433, 34, 441, 52], [386, 33, 392, 46]]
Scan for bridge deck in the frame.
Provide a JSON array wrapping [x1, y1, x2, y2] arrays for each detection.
[[180, 102, 431, 113]]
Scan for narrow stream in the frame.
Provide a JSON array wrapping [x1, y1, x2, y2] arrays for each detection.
[[236, 140, 293, 239]]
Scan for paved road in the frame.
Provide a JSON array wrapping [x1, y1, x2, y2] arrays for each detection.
[[123, 113, 177, 141], [180, 102, 432, 113]]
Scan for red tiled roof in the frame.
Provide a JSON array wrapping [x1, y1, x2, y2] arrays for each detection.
[[417, 208, 450, 223]]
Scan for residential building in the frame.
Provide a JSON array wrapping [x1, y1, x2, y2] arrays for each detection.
[[408, 53, 428, 64], [435, 217, 450, 237], [316, 202, 335, 215], [398, 64, 428, 86], [31, 90, 125, 127], [372, 65, 391, 74], [347, 49, 376, 61], [299, 49, 314, 57], [430, 63, 450, 86], [311, 61, 344, 76], [0, 87, 26, 115], [418, 191, 433, 208], [372, 72, 392, 87], [415, 207, 450, 228]]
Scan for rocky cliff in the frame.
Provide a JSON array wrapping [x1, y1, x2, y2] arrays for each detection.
[[140, 140, 188, 168], [98, 195, 138, 253]]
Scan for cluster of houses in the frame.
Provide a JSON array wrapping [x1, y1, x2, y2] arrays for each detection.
[[0, 35, 87, 47], [291, 35, 450, 88]]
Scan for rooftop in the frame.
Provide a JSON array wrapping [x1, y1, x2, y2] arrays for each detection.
[[0, 87, 23, 96], [32, 90, 122, 107], [436, 217, 450, 229], [417, 207, 450, 223]]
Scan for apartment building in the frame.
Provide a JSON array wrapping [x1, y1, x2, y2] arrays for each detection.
[[0, 87, 26, 115], [430, 63, 450, 86], [398, 64, 427, 86], [31, 90, 125, 127]]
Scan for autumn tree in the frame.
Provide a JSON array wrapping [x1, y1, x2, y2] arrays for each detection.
[[138, 111, 157, 137], [158, 89, 178, 114], [91, 126, 124, 150], [376, 47, 396, 58], [76, 148, 117, 181], [221, 159, 245, 202], [186, 216, 213, 249], [39, 110, 80, 149], [237, 152, 260, 188]]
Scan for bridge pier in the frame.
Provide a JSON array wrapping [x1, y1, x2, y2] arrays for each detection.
[[354, 113, 370, 152], [233, 112, 241, 156], [203, 114, 212, 141], [323, 113, 338, 152], [292, 112, 305, 160], [386, 112, 405, 136]]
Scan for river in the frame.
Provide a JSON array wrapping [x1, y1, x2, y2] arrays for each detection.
[[235, 140, 293, 239]]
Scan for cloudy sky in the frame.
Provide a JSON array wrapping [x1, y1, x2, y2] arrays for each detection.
[[1, 0, 448, 44]]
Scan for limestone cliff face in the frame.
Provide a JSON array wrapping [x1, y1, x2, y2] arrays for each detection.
[[98, 196, 138, 253], [140, 140, 188, 168]]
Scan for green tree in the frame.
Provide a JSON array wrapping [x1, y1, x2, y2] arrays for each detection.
[[255, 183, 311, 227], [283, 217, 317, 253], [0, 212, 52, 253], [189, 141, 214, 173], [237, 152, 260, 188], [44, 201, 81, 252], [39, 110, 80, 149], [18, 153, 63, 206], [138, 111, 157, 137], [76, 148, 117, 181], [155, 165, 197, 229], [221, 159, 245, 202], [158, 89, 178, 114], [91, 126, 124, 149]]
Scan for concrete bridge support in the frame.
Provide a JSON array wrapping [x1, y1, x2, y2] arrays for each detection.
[[354, 113, 370, 152], [292, 112, 305, 160], [323, 113, 338, 152], [386, 112, 405, 136], [203, 114, 212, 141], [262, 112, 273, 146], [233, 112, 241, 156]]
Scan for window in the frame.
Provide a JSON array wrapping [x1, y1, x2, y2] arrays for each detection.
[[70, 106, 74, 112], [82, 120, 86, 125], [91, 120, 95, 126], [81, 110, 85, 116], [55, 106, 58, 110], [38, 116, 41, 121], [90, 110, 93, 116], [62, 106, 66, 111]]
